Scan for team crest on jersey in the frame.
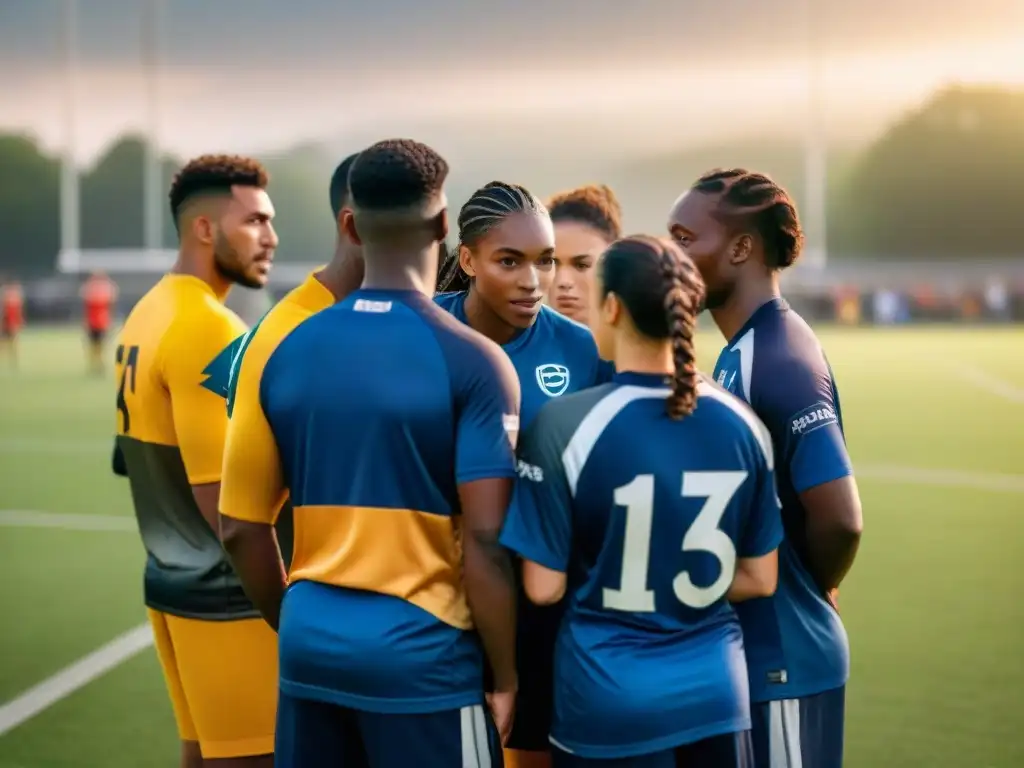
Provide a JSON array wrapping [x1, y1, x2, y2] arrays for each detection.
[[535, 363, 570, 397]]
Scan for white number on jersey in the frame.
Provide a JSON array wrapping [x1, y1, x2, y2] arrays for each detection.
[[602, 471, 748, 612]]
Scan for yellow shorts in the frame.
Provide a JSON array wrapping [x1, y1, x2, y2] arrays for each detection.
[[147, 608, 278, 758]]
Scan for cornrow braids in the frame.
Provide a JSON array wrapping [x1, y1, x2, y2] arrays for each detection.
[[438, 181, 548, 292], [599, 235, 705, 420], [693, 168, 805, 270], [547, 183, 623, 242]]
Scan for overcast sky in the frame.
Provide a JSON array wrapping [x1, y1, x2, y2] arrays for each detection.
[[2, 0, 1023, 164]]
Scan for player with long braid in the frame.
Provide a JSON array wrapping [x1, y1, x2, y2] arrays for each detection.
[[436, 181, 609, 768], [502, 235, 782, 766], [669, 169, 863, 768], [546, 184, 623, 325]]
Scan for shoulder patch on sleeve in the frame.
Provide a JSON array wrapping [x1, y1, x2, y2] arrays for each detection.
[[790, 401, 838, 436], [200, 335, 244, 398]]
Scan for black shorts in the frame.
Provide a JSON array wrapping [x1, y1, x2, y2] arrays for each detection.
[[275, 692, 503, 768], [87, 327, 106, 343], [552, 731, 753, 768], [506, 586, 564, 751]]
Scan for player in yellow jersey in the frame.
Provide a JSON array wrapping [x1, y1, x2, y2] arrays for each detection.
[[113, 155, 279, 768], [211, 151, 365, 585]]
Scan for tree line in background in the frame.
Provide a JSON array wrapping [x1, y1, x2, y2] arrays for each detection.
[[1, 85, 1023, 277]]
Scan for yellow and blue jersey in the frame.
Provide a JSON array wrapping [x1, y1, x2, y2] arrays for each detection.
[[222, 288, 520, 714], [501, 373, 783, 759], [218, 271, 335, 563], [713, 297, 853, 703]]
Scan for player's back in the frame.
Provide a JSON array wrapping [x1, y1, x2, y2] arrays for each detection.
[[115, 274, 251, 617], [712, 297, 851, 703], [262, 287, 517, 714], [515, 373, 781, 758]]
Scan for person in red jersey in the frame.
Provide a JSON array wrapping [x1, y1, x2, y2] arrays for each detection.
[[80, 271, 118, 374], [1, 279, 25, 368]]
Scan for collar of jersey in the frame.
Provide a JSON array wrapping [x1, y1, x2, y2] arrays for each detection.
[[613, 370, 671, 388], [729, 296, 789, 345]]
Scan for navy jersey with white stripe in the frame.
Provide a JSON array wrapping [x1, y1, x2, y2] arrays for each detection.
[[434, 292, 610, 428], [712, 297, 853, 704], [501, 372, 784, 760]]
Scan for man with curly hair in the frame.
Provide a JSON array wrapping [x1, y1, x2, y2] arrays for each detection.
[[113, 154, 280, 767]]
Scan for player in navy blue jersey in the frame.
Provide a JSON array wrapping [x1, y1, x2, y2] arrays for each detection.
[[220, 139, 520, 768], [435, 181, 610, 768], [501, 235, 782, 768], [668, 169, 863, 768]]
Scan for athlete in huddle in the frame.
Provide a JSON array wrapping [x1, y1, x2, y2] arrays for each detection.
[[207, 150, 365, 405], [668, 169, 863, 768], [212, 151, 365, 580], [113, 155, 279, 767], [546, 184, 622, 326], [219, 139, 519, 768], [436, 181, 608, 768]]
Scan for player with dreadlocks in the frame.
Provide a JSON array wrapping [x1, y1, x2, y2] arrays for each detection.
[[435, 181, 609, 768], [502, 234, 781, 766], [669, 169, 863, 768], [546, 184, 623, 325]]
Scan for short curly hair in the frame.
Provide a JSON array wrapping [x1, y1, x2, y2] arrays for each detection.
[[168, 154, 269, 224], [547, 184, 623, 242], [348, 139, 449, 212]]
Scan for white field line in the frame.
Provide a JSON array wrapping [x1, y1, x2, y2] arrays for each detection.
[[0, 623, 153, 737], [958, 367, 1024, 404], [0, 437, 108, 454], [856, 465, 1024, 494], [0, 510, 136, 531]]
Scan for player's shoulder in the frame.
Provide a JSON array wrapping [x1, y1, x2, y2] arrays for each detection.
[[696, 376, 774, 468], [432, 290, 462, 313], [531, 381, 619, 441], [537, 305, 597, 349]]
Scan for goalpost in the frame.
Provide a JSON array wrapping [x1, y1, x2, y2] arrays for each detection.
[[57, 0, 176, 278]]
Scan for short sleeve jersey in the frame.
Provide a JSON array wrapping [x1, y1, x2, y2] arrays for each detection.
[[248, 289, 520, 714], [712, 297, 853, 702], [113, 274, 251, 619], [501, 373, 783, 759], [434, 292, 608, 428]]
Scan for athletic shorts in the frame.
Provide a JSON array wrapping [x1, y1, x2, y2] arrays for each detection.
[[275, 692, 503, 768], [506, 591, 562, 752], [551, 731, 753, 768], [147, 608, 278, 758], [751, 686, 845, 768], [87, 326, 107, 343]]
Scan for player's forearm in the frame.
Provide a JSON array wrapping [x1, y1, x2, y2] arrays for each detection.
[[805, 524, 861, 592], [463, 535, 517, 693], [220, 517, 287, 631], [728, 554, 778, 603]]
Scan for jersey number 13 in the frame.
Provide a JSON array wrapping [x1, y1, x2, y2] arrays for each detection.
[[603, 471, 747, 612]]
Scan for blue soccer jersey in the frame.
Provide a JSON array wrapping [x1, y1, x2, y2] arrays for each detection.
[[501, 372, 784, 759], [712, 297, 853, 703], [434, 291, 610, 428], [255, 288, 520, 714]]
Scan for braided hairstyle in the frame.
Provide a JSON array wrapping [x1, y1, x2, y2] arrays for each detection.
[[600, 236, 705, 419], [547, 184, 623, 243], [437, 181, 547, 292], [692, 169, 804, 270]]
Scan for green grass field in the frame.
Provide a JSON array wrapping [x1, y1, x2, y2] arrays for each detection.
[[1, 325, 1023, 767]]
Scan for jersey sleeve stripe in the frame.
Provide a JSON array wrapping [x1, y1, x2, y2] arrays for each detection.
[[697, 381, 775, 470], [561, 385, 668, 496]]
